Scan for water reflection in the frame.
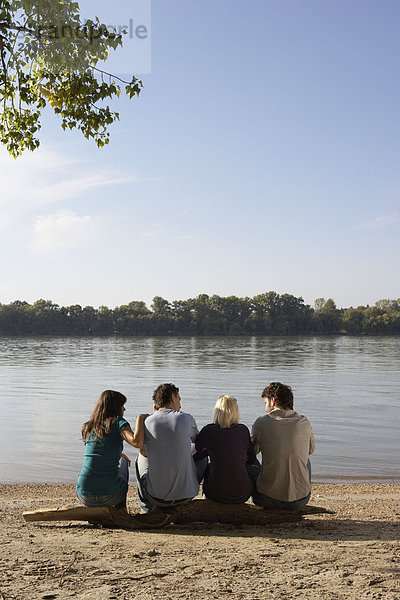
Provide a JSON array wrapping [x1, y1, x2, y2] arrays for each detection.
[[0, 336, 399, 483]]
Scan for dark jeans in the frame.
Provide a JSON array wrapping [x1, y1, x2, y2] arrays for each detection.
[[252, 460, 312, 510], [246, 458, 262, 485]]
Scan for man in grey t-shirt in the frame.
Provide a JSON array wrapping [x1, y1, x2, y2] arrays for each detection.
[[135, 383, 206, 513]]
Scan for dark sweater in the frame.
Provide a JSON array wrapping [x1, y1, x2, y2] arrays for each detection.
[[195, 423, 256, 503]]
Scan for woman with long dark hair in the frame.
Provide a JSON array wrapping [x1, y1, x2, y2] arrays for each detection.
[[76, 390, 146, 509], [195, 395, 260, 504]]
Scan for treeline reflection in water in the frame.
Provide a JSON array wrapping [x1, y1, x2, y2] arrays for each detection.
[[0, 336, 399, 483]]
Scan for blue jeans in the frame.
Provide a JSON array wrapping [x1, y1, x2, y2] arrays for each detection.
[[252, 460, 312, 510], [135, 454, 207, 513], [76, 456, 129, 509]]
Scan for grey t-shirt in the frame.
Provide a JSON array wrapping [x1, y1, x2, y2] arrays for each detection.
[[143, 409, 199, 501]]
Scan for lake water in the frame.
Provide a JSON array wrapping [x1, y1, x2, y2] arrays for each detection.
[[0, 336, 399, 484]]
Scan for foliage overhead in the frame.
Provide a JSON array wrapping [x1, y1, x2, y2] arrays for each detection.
[[0, 0, 142, 157]]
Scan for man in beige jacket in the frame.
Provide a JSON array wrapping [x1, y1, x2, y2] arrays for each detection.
[[251, 382, 315, 510]]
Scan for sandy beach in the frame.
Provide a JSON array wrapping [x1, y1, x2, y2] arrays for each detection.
[[1, 483, 399, 600]]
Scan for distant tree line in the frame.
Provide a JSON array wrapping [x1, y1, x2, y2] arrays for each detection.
[[0, 293, 399, 336]]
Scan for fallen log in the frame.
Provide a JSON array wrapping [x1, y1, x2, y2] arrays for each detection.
[[23, 504, 173, 528], [23, 500, 333, 529]]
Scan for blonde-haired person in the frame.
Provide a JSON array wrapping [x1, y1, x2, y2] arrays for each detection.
[[195, 395, 260, 504], [76, 390, 147, 510]]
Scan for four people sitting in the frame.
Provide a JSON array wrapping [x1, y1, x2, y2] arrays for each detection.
[[76, 382, 315, 512]]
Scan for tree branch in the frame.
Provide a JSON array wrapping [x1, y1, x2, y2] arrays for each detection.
[[89, 65, 132, 85]]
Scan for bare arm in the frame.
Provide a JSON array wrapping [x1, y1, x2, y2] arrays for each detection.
[[120, 414, 148, 448], [120, 452, 131, 466]]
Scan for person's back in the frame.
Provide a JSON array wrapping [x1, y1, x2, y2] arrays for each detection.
[[144, 408, 199, 500], [196, 421, 255, 503], [252, 382, 315, 509], [76, 390, 146, 510], [252, 409, 313, 502], [77, 415, 128, 497], [135, 383, 206, 513]]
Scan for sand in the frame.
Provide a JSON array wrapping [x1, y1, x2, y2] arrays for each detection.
[[0, 483, 399, 600]]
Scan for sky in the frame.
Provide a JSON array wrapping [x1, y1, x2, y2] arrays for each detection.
[[1, 0, 399, 310]]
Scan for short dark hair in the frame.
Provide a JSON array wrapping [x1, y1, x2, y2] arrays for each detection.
[[152, 383, 179, 410], [261, 382, 294, 410]]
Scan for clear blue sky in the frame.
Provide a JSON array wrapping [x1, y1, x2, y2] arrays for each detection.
[[1, 0, 399, 310]]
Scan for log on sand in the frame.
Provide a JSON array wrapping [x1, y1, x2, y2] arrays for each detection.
[[23, 500, 333, 529]]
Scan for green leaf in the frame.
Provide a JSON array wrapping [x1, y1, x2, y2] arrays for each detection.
[[0, 0, 143, 157]]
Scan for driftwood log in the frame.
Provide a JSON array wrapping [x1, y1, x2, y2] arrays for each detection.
[[23, 499, 333, 529]]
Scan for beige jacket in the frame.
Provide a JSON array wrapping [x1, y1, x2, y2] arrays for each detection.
[[251, 408, 315, 502]]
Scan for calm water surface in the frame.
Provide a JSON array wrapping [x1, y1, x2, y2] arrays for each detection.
[[0, 336, 399, 483]]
